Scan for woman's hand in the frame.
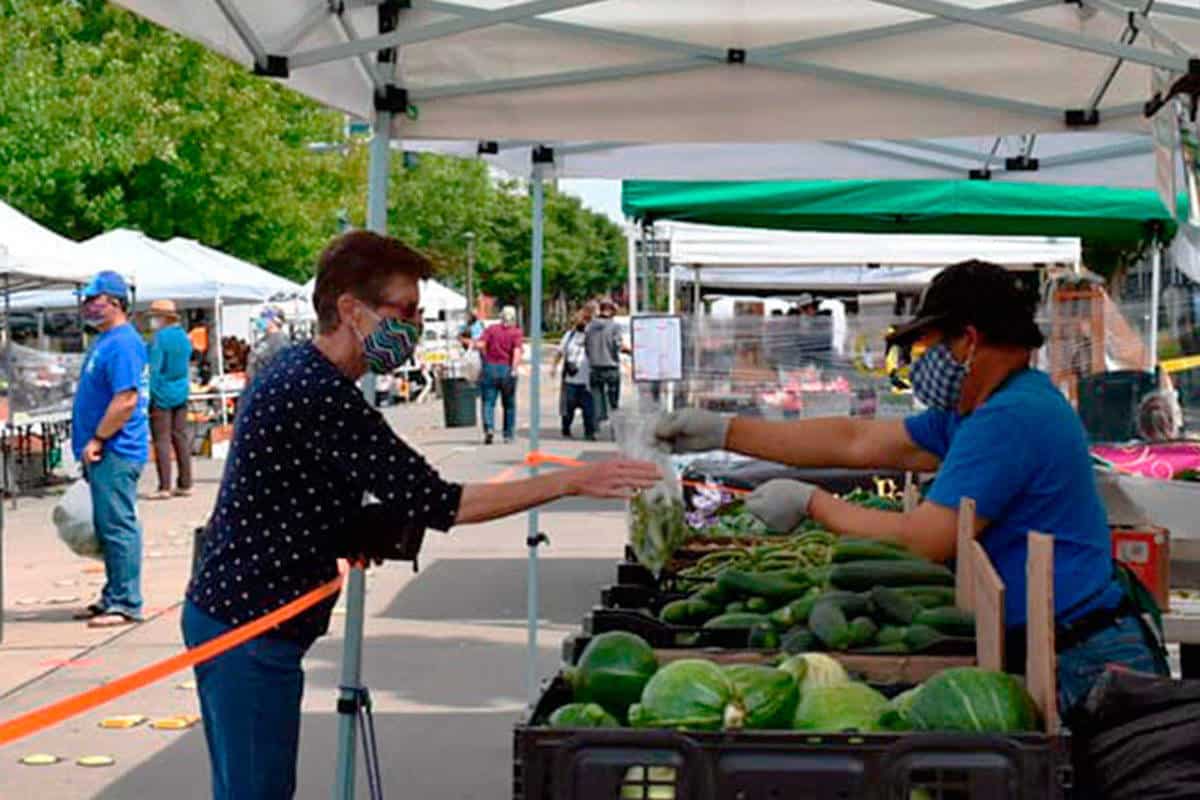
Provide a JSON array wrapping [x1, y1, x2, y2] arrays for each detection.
[[565, 458, 662, 499]]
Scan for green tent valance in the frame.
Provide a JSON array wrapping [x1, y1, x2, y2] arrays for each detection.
[[622, 179, 1177, 249]]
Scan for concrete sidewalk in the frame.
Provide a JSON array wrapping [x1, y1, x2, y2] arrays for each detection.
[[0, 372, 638, 798]]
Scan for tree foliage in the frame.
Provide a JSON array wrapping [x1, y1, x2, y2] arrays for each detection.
[[0, 0, 628, 305]]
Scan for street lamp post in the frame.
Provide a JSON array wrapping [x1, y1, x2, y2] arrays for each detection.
[[465, 231, 476, 313]]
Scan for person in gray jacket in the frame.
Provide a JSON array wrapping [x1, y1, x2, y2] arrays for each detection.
[[584, 299, 625, 425]]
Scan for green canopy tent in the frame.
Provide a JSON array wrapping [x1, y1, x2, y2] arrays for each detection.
[[622, 179, 1177, 250]]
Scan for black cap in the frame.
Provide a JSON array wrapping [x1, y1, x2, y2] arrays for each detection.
[[886, 260, 1044, 349]]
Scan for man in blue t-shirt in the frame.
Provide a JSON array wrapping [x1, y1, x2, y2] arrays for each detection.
[[655, 260, 1168, 714], [71, 270, 150, 628]]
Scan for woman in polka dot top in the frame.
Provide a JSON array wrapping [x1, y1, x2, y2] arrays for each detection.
[[181, 231, 660, 800]]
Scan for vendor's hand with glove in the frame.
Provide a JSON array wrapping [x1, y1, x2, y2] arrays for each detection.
[[745, 479, 818, 534], [654, 409, 731, 453]]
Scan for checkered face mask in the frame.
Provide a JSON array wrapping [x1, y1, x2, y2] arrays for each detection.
[[910, 342, 969, 411]]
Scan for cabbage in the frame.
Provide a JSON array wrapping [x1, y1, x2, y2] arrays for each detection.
[[548, 702, 619, 728], [628, 659, 738, 731], [724, 665, 800, 730], [793, 683, 889, 732], [777, 653, 850, 694], [909, 667, 1039, 733], [877, 686, 922, 732]]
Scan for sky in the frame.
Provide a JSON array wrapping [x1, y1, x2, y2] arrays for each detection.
[[559, 179, 626, 227]]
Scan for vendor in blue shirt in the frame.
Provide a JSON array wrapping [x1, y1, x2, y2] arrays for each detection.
[[655, 260, 1168, 714]]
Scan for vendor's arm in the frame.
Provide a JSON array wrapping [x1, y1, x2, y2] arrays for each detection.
[[727, 414, 940, 472], [808, 492, 987, 562]]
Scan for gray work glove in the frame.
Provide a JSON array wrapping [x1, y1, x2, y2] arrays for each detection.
[[745, 479, 818, 533], [653, 409, 731, 454]]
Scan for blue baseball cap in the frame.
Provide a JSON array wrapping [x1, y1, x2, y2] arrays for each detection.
[[78, 270, 130, 302]]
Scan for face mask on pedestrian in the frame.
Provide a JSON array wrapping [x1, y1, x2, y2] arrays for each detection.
[[910, 340, 974, 412], [353, 305, 420, 374], [148, 317, 164, 331], [81, 298, 110, 330]]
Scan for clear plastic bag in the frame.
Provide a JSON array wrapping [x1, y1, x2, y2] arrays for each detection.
[[53, 479, 103, 560], [613, 410, 688, 575]]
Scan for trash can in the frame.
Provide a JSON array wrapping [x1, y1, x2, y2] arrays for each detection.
[[442, 377, 478, 428]]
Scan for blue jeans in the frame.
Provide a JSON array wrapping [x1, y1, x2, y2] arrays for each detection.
[[480, 362, 516, 438], [562, 382, 596, 437], [1057, 612, 1168, 714], [87, 452, 144, 619], [589, 366, 621, 424], [182, 601, 308, 800]]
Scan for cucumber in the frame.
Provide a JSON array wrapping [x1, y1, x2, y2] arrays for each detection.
[[767, 587, 822, 631], [876, 625, 908, 646], [808, 601, 852, 651], [903, 624, 975, 653], [914, 606, 976, 637], [703, 612, 772, 630], [829, 560, 954, 592], [693, 583, 728, 607], [897, 586, 957, 608], [813, 590, 872, 619], [781, 628, 819, 655], [846, 616, 879, 648], [746, 597, 774, 614], [658, 598, 719, 626], [869, 586, 922, 626], [725, 601, 748, 615], [717, 569, 814, 602], [833, 540, 919, 563], [749, 623, 781, 650], [837, 536, 907, 551]]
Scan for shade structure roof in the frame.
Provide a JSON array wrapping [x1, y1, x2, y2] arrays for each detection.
[[112, 1, 1200, 143], [624, 179, 1176, 248], [161, 238, 306, 301], [0, 201, 93, 293]]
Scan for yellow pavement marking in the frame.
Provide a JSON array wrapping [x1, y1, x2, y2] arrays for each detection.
[[150, 714, 201, 731], [77, 755, 116, 768], [99, 715, 147, 729], [19, 753, 61, 766]]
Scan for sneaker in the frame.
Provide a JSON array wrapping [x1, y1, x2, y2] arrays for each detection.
[[173, 488, 193, 497], [87, 612, 140, 629], [72, 603, 107, 620], [584, 434, 597, 442], [484, 432, 494, 445]]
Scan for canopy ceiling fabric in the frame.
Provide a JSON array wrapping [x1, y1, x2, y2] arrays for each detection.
[[673, 265, 942, 294], [661, 223, 1082, 267], [0, 201, 93, 293], [414, 132, 1161, 187], [163, 238, 307, 301], [112, 1, 1200, 143], [624, 179, 1177, 247], [10, 229, 276, 311]]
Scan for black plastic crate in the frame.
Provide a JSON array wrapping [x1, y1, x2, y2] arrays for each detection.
[[600, 584, 686, 615], [514, 678, 1073, 800]]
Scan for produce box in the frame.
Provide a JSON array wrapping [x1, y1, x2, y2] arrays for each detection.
[[1111, 525, 1171, 610], [514, 674, 1072, 800]]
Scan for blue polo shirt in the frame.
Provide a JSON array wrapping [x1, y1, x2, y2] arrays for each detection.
[[905, 369, 1123, 627], [72, 323, 150, 464]]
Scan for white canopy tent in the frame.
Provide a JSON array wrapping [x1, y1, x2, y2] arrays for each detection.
[[162, 237, 307, 301], [109, 2, 1200, 786], [0, 200, 92, 293], [295, 275, 467, 322]]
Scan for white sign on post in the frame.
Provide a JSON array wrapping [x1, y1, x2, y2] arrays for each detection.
[[631, 315, 683, 383], [1152, 68, 1178, 220]]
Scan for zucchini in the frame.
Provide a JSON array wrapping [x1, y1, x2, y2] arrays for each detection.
[[846, 616, 879, 648], [703, 612, 772, 630], [914, 606, 976, 637], [717, 569, 813, 602], [833, 540, 919, 563], [781, 628, 818, 655], [749, 623, 781, 650], [808, 601, 852, 651], [897, 586, 958, 608], [829, 560, 954, 592], [876, 625, 908, 646], [869, 586, 922, 626]]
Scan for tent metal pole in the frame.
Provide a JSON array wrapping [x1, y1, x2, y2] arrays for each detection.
[[666, 265, 676, 412], [333, 105, 392, 800], [693, 268, 702, 380], [627, 226, 639, 314], [214, 295, 228, 427], [525, 156, 548, 709], [1149, 237, 1162, 372]]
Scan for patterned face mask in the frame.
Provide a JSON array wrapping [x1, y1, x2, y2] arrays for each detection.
[[910, 342, 971, 411], [357, 307, 420, 374]]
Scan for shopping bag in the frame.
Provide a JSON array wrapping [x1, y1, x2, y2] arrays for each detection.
[[53, 479, 103, 560], [462, 348, 483, 383]]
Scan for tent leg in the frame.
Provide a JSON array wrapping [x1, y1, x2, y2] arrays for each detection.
[[525, 157, 548, 709], [333, 106, 392, 800], [1149, 237, 1162, 372], [627, 226, 639, 315], [665, 264, 677, 413], [214, 296, 228, 427]]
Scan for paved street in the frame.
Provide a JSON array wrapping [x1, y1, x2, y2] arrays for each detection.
[[0, 370, 638, 798]]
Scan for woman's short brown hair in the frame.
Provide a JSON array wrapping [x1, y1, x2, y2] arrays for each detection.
[[312, 231, 434, 334]]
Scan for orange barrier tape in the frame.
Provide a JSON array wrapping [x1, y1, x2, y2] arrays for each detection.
[[523, 450, 751, 496], [0, 571, 344, 748]]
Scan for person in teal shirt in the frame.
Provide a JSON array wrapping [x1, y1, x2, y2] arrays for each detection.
[[146, 299, 194, 500]]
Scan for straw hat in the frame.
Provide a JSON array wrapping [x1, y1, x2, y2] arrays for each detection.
[[147, 299, 180, 320]]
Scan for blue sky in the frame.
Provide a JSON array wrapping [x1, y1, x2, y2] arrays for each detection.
[[559, 179, 626, 226]]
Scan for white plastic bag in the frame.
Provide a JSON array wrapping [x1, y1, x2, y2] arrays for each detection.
[[613, 411, 688, 576], [462, 347, 483, 383], [53, 479, 103, 560]]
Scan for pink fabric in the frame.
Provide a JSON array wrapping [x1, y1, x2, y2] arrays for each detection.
[[482, 324, 523, 365], [1091, 442, 1200, 480]]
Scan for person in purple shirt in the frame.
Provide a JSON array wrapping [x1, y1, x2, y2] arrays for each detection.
[[477, 305, 523, 444]]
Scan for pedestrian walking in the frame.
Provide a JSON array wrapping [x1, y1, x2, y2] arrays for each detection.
[[556, 307, 596, 440], [247, 306, 291, 380], [478, 305, 522, 444], [71, 271, 150, 629], [584, 299, 625, 425], [146, 299, 194, 500]]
